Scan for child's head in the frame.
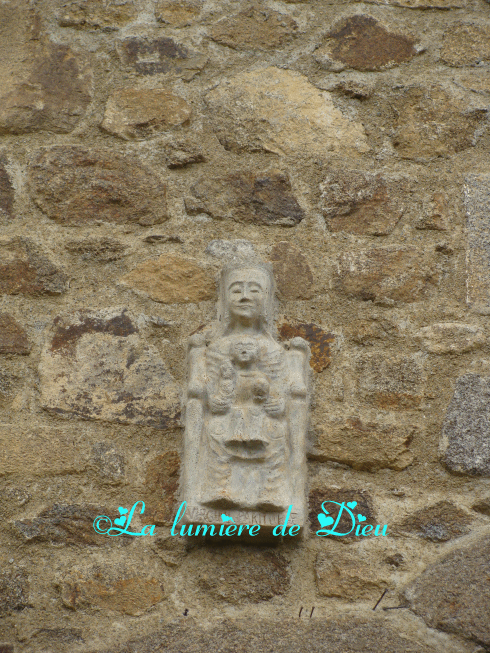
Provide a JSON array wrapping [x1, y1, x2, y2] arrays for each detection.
[[230, 337, 259, 366]]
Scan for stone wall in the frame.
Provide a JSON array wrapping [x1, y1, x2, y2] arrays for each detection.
[[0, 0, 489, 651]]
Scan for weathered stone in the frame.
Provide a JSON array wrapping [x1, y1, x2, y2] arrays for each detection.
[[326, 77, 375, 99], [197, 548, 291, 603], [59, 0, 137, 30], [0, 238, 67, 296], [455, 72, 490, 94], [391, 85, 485, 159], [0, 159, 14, 220], [14, 504, 114, 545], [144, 451, 180, 525], [315, 15, 418, 72], [39, 308, 180, 429], [279, 321, 333, 372], [311, 416, 414, 471], [416, 192, 450, 231], [156, 0, 203, 27], [91, 443, 125, 484], [0, 425, 88, 476], [316, 547, 389, 600], [205, 240, 256, 260], [0, 570, 29, 615], [366, 0, 465, 6], [465, 174, 490, 314], [309, 488, 377, 538], [405, 534, 490, 647], [320, 170, 408, 236], [120, 255, 215, 303], [335, 246, 438, 303], [441, 23, 490, 67], [441, 374, 490, 476], [186, 171, 304, 227], [65, 237, 128, 262], [395, 501, 474, 541], [210, 6, 298, 50], [163, 138, 205, 168], [357, 353, 425, 410], [29, 146, 168, 227], [472, 496, 490, 516], [270, 242, 313, 299], [0, 314, 30, 355], [348, 318, 399, 345], [117, 37, 207, 79], [59, 565, 164, 615], [205, 67, 368, 156], [417, 323, 485, 354], [101, 88, 192, 140]]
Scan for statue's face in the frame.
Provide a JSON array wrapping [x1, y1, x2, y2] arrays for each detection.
[[231, 338, 259, 364], [226, 268, 269, 323]]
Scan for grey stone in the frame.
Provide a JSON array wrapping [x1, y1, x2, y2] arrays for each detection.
[[205, 240, 256, 260], [405, 533, 490, 647], [465, 175, 490, 314], [441, 374, 490, 476], [394, 501, 474, 541], [91, 443, 125, 484], [0, 570, 29, 615]]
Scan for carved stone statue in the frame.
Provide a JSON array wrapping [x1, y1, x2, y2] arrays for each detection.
[[182, 259, 310, 534]]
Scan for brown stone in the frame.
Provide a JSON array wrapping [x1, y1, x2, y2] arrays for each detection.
[[186, 171, 304, 227], [210, 6, 298, 50], [395, 501, 474, 542], [59, 0, 137, 30], [391, 85, 485, 159], [270, 242, 313, 299], [0, 570, 29, 616], [315, 547, 389, 600], [0, 425, 88, 477], [39, 308, 181, 429], [65, 237, 128, 262], [156, 0, 203, 27], [164, 138, 205, 168], [0, 314, 30, 355], [347, 318, 399, 345], [417, 322, 485, 354], [472, 496, 490, 516], [320, 170, 408, 236], [117, 37, 207, 79], [441, 23, 490, 67], [416, 192, 450, 231], [144, 451, 180, 525], [197, 547, 291, 603], [311, 415, 414, 471], [60, 566, 164, 615], [357, 353, 425, 410], [279, 321, 333, 372], [0, 237, 67, 296], [309, 488, 377, 538], [205, 67, 368, 156], [315, 15, 417, 72], [120, 255, 215, 304], [334, 245, 438, 303], [101, 88, 192, 140], [29, 146, 168, 226], [0, 159, 14, 220]]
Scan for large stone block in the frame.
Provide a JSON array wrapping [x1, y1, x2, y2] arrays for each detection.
[[417, 322, 485, 354], [357, 353, 425, 410], [270, 242, 313, 299], [465, 174, 490, 314], [117, 37, 207, 79], [0, 313, 31, 354], [394, 501, 474, 541], [29, 146, 168, 226], [441, 23, 490, 67], [210, 6, 298, 50], [441, 374, 490, 476], [155, 0, 203, 27], [39, 308, 180, 429], [58, 0, 137, 30]]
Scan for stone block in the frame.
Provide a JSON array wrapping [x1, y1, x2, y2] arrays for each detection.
[[309, 488, 376, 538], [29, 146, 168, 227], [0, 570, 29, 616], [472, 496, 490, 516], [58, 0, 137, 30], [270, 242, 313, 299], [441, 374, 490, 476], [441, 23, 490, 67], [163, 137, 205, 168], [65, 237, 128, 262], [144, 451, 180, 525], [0, 313, 31, 354], [0, 158, 14, 220], [210, 6, 298, 50], [394, 501, 474, 541], [357, 353, 425, 410], [417, 322, 485, 354], [279, 320, 333, 372], [117, 37, 207, 79], [465, 174, 490, 314], [155, 0, 203, 27], [91, 442, 125, 484]]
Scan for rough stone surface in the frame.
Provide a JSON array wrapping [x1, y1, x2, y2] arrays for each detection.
[[197, 548, 291, 603], [91, 442, 125, 484], [405, 534, 490, 647], [163, 138, 205, 168], [58, 0, 137, 30], [155, 0, 203, 26], [309, 488, 377, 538], [279, 320, 333, 372], [417, 322, 485, 354], [311, 415, 414, 471], [65, 237, 128, 262], [390, 85, 485, 159], [366, 0, 465, 5], [335, 246, 438, 303], [441, 23, 490, 67], [0, 237, 67, 296], [465, 174, 490, 314], [270, 242, 313, 299], [101, 88, 192, 140], [315, 548, 389, 600], [357, 353, 425, 409], [0, 159, 14, 220], [320, 170, 409, 236], [186, 170, 304, 226], [39, 308, 181, 428], [395, 501, 474, 541], [210, 7, 298, 50], [0, 314, 31, 355], [0, 570, 29, 616], [144, 451, 180, 525], [120, 255, 215, 303], [117, 37, 207, 79], [29, 146, 168, 226], [441, 374, 490, 476], [205, 67, 368, 156], [315, 15, 418, 72], [205, 239, 256, 260], [472, 496, 490, 516], [416, 192, 450, 231]]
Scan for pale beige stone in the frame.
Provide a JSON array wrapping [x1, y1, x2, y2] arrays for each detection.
[[156, 0, 203, 26], [120, 255, 215, 303], [316, 547, 390, 600], [417, 323, 485, 354], [205, 67, 368, 156], [441, 23, 490, 67], [58, 0, 137, 29]]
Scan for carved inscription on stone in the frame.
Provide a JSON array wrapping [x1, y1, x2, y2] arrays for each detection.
[[182, 259, 310, 534]]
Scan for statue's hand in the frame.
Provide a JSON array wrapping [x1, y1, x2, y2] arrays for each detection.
[[263, 396, 285, 417]]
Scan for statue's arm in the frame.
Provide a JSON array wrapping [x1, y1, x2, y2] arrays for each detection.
[[187, 333, 206, 400]]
